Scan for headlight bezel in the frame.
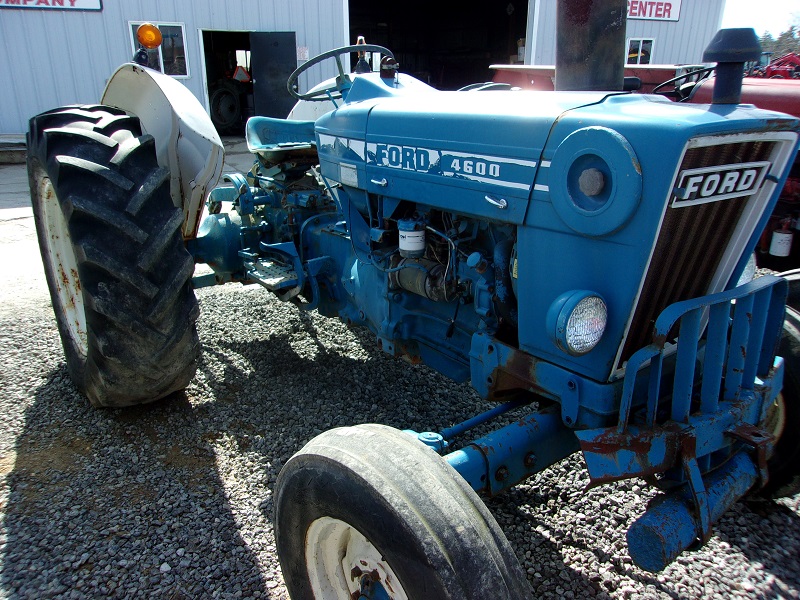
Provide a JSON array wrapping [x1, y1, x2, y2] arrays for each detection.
[[547, 290, 608, 356]]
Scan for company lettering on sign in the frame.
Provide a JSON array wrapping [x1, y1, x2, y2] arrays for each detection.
[[627, 0, 681, 21], [1, 0, 102, 10]]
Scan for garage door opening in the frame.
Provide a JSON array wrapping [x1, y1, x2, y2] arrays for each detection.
[[202, 30, 297, 135], [348, 1, 528, 90]]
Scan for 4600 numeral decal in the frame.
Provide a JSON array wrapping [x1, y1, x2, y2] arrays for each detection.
[[450, 158, 501, 177]]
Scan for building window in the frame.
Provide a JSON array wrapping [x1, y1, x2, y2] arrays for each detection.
[[129, 22, 189, 77], [627, 38, 654, 65]]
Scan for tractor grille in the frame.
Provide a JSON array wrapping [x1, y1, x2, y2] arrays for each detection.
[[618, 138, 777, 367]]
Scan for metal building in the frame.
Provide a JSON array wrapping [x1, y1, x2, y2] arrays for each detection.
[[0, 0, 349, 136], [525, 0, 725, 66], [0, 0, 726, 137]]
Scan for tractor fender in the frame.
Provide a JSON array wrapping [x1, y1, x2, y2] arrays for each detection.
[[101, 63, 224, 239]]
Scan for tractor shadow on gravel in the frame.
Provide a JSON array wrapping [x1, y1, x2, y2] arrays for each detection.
[[1, 368, 277, 598], [4, 287, 800, 598], [191, 294, 602, 597], [724, 499, 800, 590]]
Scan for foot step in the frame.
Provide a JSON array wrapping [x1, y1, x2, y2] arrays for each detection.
[[247, 258, 299, 292]]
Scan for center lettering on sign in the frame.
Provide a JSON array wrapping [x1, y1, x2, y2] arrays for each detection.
[[627, 0, 681, 21]]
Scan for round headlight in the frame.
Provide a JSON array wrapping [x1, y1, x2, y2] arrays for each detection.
[[547, 291, 608, 356], [566, 296, 608, 354]]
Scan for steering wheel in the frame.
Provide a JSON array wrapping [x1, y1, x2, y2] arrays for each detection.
[[287, 44, 394, 102], [652, 67, 715, 100]]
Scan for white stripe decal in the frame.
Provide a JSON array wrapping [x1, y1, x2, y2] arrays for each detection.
[[534, 184, 549, 192], [447, 176, 532, 190], [433, 149, 537, 168], [318, 134, 365, 160], [321, 136, 539, 191], [349, 139, 366, 160]]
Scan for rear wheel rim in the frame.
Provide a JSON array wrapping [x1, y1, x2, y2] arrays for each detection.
[[40, 176, 88, 357], [305, 516, 409, 600]]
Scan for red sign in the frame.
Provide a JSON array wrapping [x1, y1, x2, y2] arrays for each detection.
[[1, 0, 102, 10], [627, 0, 681, 21]]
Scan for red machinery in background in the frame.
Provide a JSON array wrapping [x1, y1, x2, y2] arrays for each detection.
[[748, 51, 800, 79], [489, 63, 706, 93]]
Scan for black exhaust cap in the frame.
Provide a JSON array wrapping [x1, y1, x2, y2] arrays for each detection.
[[702, 28, 761, 104]]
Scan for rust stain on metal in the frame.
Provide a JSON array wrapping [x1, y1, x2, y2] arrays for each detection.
[[631, 155, 642, 176], [580, 423, 682, 463], [652, 333, 668, 348], [489, 346, 549, 398], [582, 429, 645, 456], [59, 266, 70, 288], [395, 341, 423, 365], [680, 431, 697, 459]]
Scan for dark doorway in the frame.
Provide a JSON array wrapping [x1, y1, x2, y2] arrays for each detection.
[[348, 1, 528, 90], [202, 30, 298, 135], [250, 32, 298, 119]]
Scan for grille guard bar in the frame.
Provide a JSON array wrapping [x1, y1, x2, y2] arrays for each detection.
[[576, 274, 787, 486]]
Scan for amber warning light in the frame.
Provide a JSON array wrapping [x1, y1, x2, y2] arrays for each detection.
[[137, 23, 163, 49]]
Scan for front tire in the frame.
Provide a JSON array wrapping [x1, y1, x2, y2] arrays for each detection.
[[760, 305, 800, 498], [28, 105, 200, 407], [275, 424, 531, 599]]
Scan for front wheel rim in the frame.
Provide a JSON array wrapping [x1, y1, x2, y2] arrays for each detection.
[[40, 176, 88, 357], [765, 394, 787, 443], [305, 516, 409, 600]]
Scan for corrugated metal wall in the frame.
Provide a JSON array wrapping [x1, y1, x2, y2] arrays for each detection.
[[0, 0, 348, 134], [525, 0, 725, 66], [625, 2, 725, 65]]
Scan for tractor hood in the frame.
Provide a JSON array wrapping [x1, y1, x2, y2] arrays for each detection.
[[315, 76, 615, 224]]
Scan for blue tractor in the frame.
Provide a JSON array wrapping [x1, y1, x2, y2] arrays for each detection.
[[27, 5, 800, 598]]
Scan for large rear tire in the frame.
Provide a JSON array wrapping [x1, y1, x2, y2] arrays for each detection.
[[275, 424, 531, 600], [28, 105, 200, 407]]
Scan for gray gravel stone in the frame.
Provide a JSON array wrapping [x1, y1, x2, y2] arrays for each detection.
[[1, 283, 799, 599]]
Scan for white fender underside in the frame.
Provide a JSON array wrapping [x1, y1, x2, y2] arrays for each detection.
[[101, 63, 224, 239]]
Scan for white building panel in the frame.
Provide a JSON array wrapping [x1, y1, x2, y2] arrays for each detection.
[[524, 0, 724, 66], [0, 0, 348, 134]]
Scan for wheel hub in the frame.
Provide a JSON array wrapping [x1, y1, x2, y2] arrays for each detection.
[[305, 516, 408, 600], [352, 569, 391, 600]]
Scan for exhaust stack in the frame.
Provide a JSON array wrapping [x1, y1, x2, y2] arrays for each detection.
[[703, 28, 761, 104]]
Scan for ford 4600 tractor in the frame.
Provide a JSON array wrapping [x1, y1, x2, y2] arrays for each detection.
[[27, 3, 800, 598]]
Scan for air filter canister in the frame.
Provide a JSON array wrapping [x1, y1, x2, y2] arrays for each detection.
[[398, 219, 426, 258]]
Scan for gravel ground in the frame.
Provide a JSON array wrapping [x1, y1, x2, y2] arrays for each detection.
[[1, 278, 800, 599]]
